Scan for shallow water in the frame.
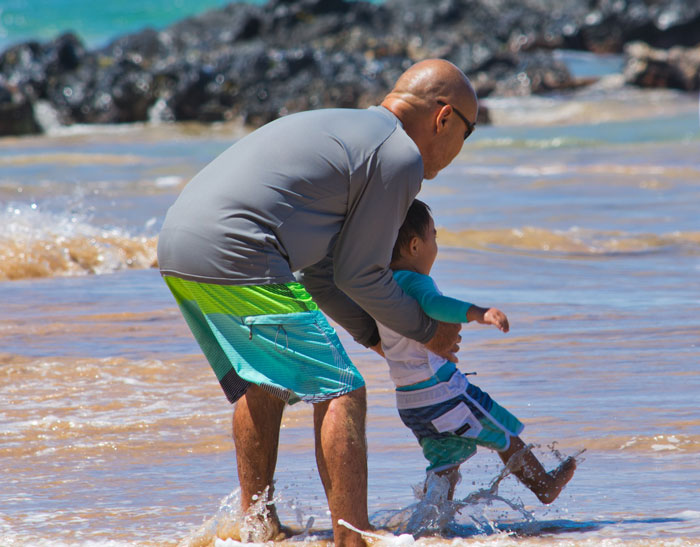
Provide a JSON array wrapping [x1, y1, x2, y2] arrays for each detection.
[[1, 83, 699, 546]]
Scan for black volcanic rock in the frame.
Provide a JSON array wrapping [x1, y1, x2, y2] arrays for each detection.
[[624, 41, 700, 91], [561, 0, 700, 53], [0, 83, 41, 136], [1, 0, 699, 135]]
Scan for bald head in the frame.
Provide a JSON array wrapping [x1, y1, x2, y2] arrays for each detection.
[[382, 59, 477, 123], [381, 59, 478, 179]]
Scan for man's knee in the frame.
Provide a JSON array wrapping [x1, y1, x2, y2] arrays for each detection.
[[329, 386, 367, 418], [313, 386, 367, 434], [342, 385, 367, 410]]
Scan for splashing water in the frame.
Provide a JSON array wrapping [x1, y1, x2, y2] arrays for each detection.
[[177, 489, 243, 547], [338, 519, 416, 545], [374, 466, 535, 540], [396, 472, 461, 535], [373, 444, 586, 541], [177, 485, 317, 546], [0, 202, 158, 280]]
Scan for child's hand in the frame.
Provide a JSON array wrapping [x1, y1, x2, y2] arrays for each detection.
[[483, 308, 509, 333], [467, 305, 510, 332]]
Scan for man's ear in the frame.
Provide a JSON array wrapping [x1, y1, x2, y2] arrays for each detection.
[[436, 104, 450, 134]]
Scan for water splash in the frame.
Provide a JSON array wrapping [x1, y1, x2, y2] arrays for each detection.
[[177, 489, 243, 547], [177, 485, 316, 546], [374, 466, 534, 540], [375, 445, 586, 541], [396, 472, 462, 535], [338, 519, 415, 545], [0, 202, 157, 280]]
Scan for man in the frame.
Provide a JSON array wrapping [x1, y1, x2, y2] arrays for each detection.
[[157, 58, 478, 545]]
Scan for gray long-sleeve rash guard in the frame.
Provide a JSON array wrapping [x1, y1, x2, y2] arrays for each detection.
[[157, 106, 438, 347]]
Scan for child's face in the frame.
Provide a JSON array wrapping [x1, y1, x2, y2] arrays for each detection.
[[412, 215, 438, 275]]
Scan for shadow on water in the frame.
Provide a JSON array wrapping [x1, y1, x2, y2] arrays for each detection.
[[446, 516, 685, 538], [369, 513, 686, 540]]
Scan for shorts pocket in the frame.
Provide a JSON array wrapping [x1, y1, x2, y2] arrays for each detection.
[[431, 402, 484, 439], [242, 312, 317, 327], [242, 312, 317, 350]]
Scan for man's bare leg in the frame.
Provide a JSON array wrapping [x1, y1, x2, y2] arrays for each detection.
[[499, 436, 576, 504], [232, 384, 286, 538], [314, 387, 369, 547]]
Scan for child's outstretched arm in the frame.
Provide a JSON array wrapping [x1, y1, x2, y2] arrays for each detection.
[[466, 305, 509, 333], [393, 270, 509, 333]]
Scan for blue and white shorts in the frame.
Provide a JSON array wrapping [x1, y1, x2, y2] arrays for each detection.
[[397, 366, 524, 472]]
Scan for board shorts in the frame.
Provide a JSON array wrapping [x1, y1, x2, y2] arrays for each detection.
[[396, 364, 524, 472], [163, 276, 365, 405]]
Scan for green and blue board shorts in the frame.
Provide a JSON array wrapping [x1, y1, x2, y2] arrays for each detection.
[[396, 363, 524, 472], [164, 276, 365, 405]]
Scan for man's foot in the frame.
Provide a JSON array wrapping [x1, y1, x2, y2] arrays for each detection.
[[536, 456, 577, 504], [219, 505, 295, 543]]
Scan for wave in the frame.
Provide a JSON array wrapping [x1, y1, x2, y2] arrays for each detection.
[[454, 162, 700, 179], [3, 208, 699, 281], [575, 434, 700, 454], [437, 226, 700, 256], [0, 151, 148, 167], [482, 82, 700, 131], [0, 204, 157, 281]]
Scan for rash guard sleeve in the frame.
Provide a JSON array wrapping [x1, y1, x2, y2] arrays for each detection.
[[393, 270, 473, 324]]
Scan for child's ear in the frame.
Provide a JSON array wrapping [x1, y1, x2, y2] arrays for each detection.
[[409, 236, 421, 255]]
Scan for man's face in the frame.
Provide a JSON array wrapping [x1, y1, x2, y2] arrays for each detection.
[[423, 101, 477, 179]]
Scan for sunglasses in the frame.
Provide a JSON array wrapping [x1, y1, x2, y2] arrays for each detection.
[[437, 100, 476, 140]]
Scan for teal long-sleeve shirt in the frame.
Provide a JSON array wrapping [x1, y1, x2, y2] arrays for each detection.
[[393, 270, 473, 323], [378, 270, 473, 387]]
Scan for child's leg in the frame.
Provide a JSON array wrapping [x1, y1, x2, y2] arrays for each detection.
[[498, 436, 576, 504], [420, 466, 460, 509], [434, 466, 461, 500]]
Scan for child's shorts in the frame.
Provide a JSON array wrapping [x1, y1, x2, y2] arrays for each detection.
[[163, 276, 365, 405], [396, 368, 524, 472]]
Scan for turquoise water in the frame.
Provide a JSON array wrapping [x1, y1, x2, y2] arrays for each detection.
[[0, 0, 259, 50], [0, 0, 384, 51]]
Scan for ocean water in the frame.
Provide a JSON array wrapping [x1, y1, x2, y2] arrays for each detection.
[[0, 0, 258, 51], [1, 49, 700, 546], [0, 0, 389, 51]]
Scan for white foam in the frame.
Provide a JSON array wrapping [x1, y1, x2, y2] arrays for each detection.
[[154, 175, 183, 188], [338, 519, 415, 545], [676, 510, 700, 519], [214, 540, 259, 547], [651, 444, 678, 452]]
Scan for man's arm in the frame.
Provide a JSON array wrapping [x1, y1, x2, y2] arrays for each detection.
[[330, 141, 437, 344], [297, 256, 380, 347]]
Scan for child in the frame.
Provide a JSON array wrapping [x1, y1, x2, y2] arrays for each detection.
[[378, 199, 576, 503]]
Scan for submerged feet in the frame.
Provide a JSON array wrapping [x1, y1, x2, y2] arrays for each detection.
[[535, 456, 577, 504], [225, 503, 294, 543]]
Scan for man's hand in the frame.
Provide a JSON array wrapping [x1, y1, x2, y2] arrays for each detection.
[[369, 341, 385, 357], [424, 321, 462, 363]]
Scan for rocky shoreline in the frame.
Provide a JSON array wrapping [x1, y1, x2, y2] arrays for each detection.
[[1, 0, 699, 136]]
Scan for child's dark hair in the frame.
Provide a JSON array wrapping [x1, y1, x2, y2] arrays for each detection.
[[391, 199, 432, 263]]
